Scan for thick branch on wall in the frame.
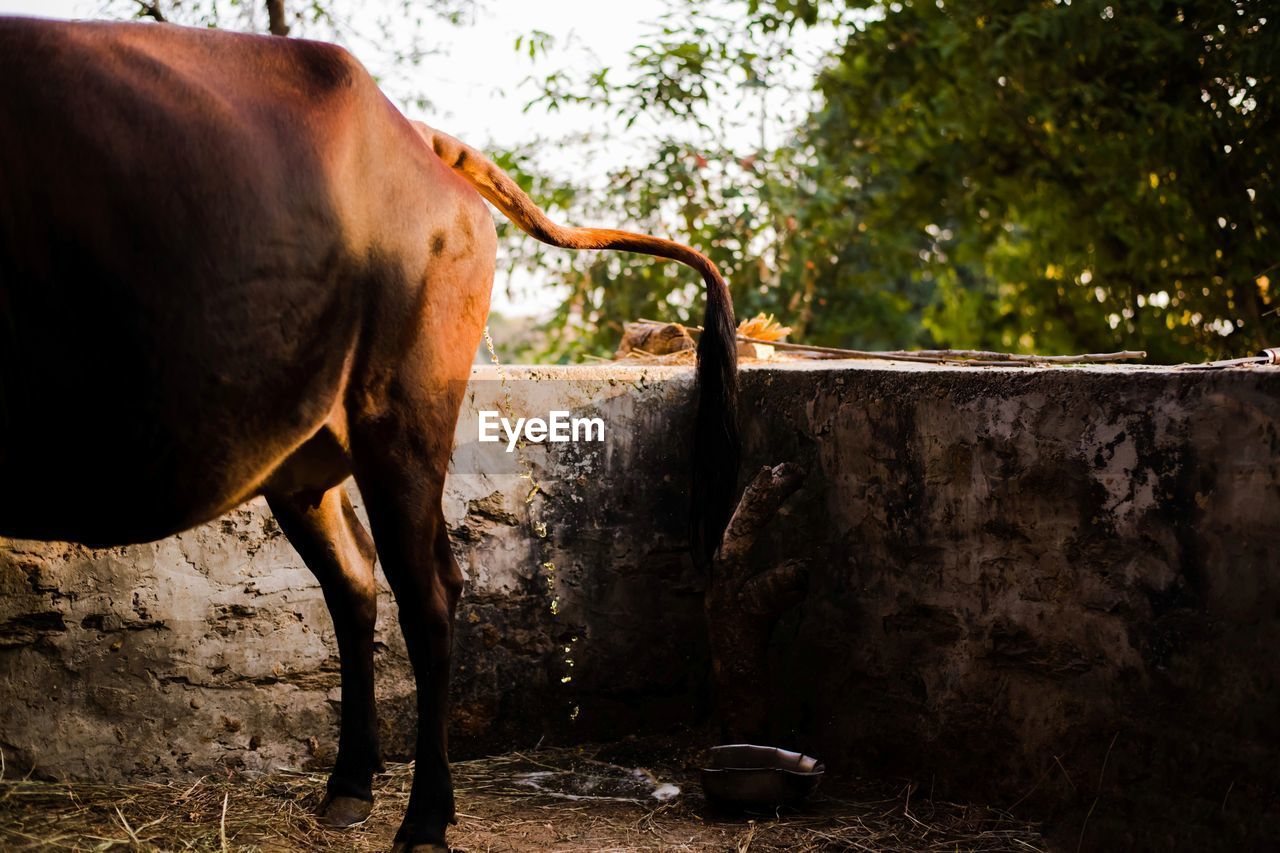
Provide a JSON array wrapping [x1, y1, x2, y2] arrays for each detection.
[[706, 463, 809, 741], [715, 463, 806, 571], [739, 558, 809, 616]]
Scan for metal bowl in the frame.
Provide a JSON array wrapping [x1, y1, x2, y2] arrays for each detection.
[[700, 744, 825, 809]]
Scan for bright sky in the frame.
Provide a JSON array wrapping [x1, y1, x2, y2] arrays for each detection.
[[0, 0, 829, 316]]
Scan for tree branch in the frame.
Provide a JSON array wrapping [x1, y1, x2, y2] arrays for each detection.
[[739, 558, 809, 616], [265, 0, 290, 36], [704, 462, 809, 741], [134, 0, 166, 22], [715, 463, 806, 569]]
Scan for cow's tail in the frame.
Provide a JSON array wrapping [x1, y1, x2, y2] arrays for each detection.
[[415, 122, 739, 565]]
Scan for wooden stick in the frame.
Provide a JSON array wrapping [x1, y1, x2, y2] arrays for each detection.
[[1176, 356, 1268, 370], [632, 318, 1147, 364], [751, 337, 972, 363], [905, 347, 1148, 364]]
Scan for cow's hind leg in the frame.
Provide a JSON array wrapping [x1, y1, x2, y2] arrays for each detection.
[[351, 401, 464, 852], [268, 486, 383, 827]]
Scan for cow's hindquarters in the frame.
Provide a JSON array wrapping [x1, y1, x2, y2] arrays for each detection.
[[349, 376, 470, 850], [0, 18, 373, 545], [341, 167, 495, 848]]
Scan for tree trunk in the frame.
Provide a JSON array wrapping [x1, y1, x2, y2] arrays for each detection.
[[265, 0, 289, 36], [705, 463, 809, 742]]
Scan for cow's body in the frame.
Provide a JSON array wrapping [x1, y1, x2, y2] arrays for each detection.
[[0, 19, 493, 544], [0, 17, 737, 852]]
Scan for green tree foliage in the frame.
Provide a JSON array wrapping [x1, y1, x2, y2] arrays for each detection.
[[521, 0, 1278, 362]]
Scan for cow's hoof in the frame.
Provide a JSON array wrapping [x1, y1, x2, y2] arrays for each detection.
[[390, 843, 449, 852], [318, 793, 373, 827]]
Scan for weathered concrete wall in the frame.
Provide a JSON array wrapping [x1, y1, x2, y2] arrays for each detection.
[[0, 366, 700, 780], [743, 364, 1280, 849], [2, 362, 1277, 846]]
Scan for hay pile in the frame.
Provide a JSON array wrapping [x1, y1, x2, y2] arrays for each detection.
[[611, 313, 797, 366], [0, 744, 1044, 851]]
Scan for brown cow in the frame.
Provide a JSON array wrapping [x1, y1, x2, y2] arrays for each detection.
[[0, 17, 738, 852]]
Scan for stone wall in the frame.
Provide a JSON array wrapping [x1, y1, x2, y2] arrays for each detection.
[[1, 362, 1277, 846]]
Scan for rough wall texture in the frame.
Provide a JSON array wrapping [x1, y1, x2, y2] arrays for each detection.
[[2, 362, 1277, 847], [0, 366, 700, 782], [743, 364, 1279, 849]]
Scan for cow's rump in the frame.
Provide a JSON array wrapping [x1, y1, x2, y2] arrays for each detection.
[[0, 19, 439, 543]]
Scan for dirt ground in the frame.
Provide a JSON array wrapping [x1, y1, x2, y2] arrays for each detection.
[[0, 741, 1045, 851]]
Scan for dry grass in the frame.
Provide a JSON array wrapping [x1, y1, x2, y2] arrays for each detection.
[[736, 314, 793, 343], [0, 745, 1044, 852]]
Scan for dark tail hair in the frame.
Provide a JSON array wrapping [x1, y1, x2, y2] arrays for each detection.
[[689, 268, 740, 565], [414, 122, 740, 563]]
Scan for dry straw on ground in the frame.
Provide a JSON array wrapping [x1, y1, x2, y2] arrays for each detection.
[[0, 744, 1044, 852]]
